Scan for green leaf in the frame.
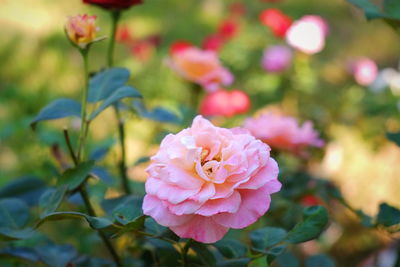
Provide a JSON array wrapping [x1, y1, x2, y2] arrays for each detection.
[[39, 186, 67, 216], [214, 239, 247, 259], [276, 251, 299, 267], [0, 198, 35, 241], [250, 227, 287, 250], [0, 247, 39, 264], [249, 256, 268, 267], [112, 215, 146, 238], [88, 67, 130, 102], [35, 244, 78, 267], [36, 211, 117, 231], [0, 176, 47, 206], [383, 0, 400, 20], [111, 195, 143, 225], [191, 242, 217, 267], [133, 100, 181, 124], [305, 254, 335, 267], [286, 206, 329, 243], [217, 258, 251, 267], [30, 98, 81, 129], [57, 161, 95, 191], [377, 203, 400, 227], [90, 86, 142, 120], [386, 132, 400, 146], [347, 0, 383, 20]]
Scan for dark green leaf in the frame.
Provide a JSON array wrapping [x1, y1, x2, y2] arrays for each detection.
[[0, 227, 36, 241], [88, 67, 130, 102], [39, 186, 67, 216], [266, 246, 287, 256], [36, 211, 119, 234], [35, 244, 78, 267], [214, 239, 247, 259], [355, 209, 374, 227], [30, 98, 81, 129], [286, 206, 329, 243], [57, 161, 95, 191], [383, 0, 400, 19], [276, 251, 299, 267], [347, 0, 382, 19], [0, 198, 30, 229], [377, 203, 400, 227], [217, 258, 251, 267], [91, 166, 114, 185], [250, 227, 287, 250], [0, 247, 39, 264], [112, 195, 143, 225], [112, 215, 146, 238], [305, 254, 335, 267], [90, 86, 142, 120], [386, 132, 400, 147], [0, 176, 47, 206], [191, 242, 216, 267], [133, 100, 181, 124]]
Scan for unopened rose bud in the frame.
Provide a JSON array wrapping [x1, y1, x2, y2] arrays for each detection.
[[65, 14, 99, 49]]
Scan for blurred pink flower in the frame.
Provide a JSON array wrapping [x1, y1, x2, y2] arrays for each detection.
[[262, 45, 293, 73], [286, 15, 328, 54], [202, 34, 225, 52], [167, 47, 234, 92], [65, 14, 98, 49], [143, 116, 281, 243], [200, 89, 251, 117], [352, 57, 378, 86], [244, 113, 324, 155]]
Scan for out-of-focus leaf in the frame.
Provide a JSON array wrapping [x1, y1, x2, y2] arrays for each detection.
[[383, 0, 400, 19], [90, 86, 142, 120], [57, 161, 95, 191], [276, 251, 299, 267], [112, 215, 146, 238], [286, 206, 329, 243], [347, 0, 382, 19], [386, 132, 400, 146], [217, 258, 251, 267], [91, 166, 114, 185], [73, 256, 113, 267], [355, 209, 374, 227], [0, 176, 47, 206], [134, 156, 150, 166], [88, 67, 130, 102], [377, 203, 400, 227], [0, 198, 35, 241], [0, 247, 39, 264], [249, 256, 268, 267], [39, 186, 67, 216], [250, 227, 287, 250], [35, 244, 78, 267], [111, 195, 143, 225], [305, 254, 335, 267], [191, 242, 216, 267], [36, 211, 117, 231], [133, 100, 181, 124], [214, 239, 247, 259], [30, 98, 81, 129]]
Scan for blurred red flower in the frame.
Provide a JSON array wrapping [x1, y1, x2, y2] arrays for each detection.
[[259, 9, 292, 38], [200, 89, 251, 117], [300, 195, 323, 206], [218, 20, 239, 40], [202, 34, 225, 52], [169, 40, 193, 55], [83, 0, 143, 10]]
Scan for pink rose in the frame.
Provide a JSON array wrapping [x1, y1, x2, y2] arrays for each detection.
[[167, 47, 234, 92], [200, 89, 251, 117], [286, 15, 328, 54], [244, 113, 324, 155], [262, 45, 293, 73], [351, 57, 378, 86], [143, 116, 281, 243]]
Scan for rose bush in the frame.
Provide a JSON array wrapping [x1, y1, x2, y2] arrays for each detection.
[[143, 116, 281, 243]]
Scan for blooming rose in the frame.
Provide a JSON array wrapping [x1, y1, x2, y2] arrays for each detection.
[[351, 57, 378, 86], [65, 15, 98, 49], [167, 47, 234, 92], [244, 113, 324, 155], [200, 89, 251, 117], [262, 45, 293, 73], [143, 116, 281, 243], [259, 9, 292, 38], [83, 0, 142, 10], [286, 15, 328, 54]]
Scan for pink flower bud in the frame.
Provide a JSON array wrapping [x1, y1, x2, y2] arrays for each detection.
[[65, 14, 98, 49]]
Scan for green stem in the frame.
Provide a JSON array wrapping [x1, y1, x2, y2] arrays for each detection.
[[63, 128, 78, 165], [73, 48, 124, 267], [77, 49, 90, 162], [181, 239, 193, 267], [107, 10, 131, 194]]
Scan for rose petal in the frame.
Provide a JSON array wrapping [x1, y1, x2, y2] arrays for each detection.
[[195, 191, 241, 216], [238, 158, 279, 190]]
